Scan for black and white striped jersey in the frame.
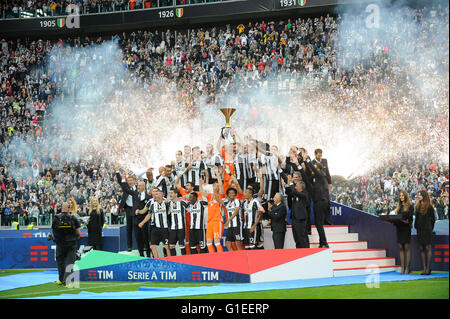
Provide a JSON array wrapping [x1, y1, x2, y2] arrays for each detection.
[[187, 200, 208, 230], [187, 160, 206, 187], [204, 154, 224, 182], [234, 152, 251, 181], [242, 198, 262, 229], [224, 198, 242, 228], [153, 175, 171, 198], [168, 200, 188, 230], [146, 199, 170, 229], [247, 152, 258, 180], [260, 152, 280, 181], [173, 160, 188, 187]]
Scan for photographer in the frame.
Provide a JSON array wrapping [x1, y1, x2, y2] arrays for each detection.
[[50, 202, 81, 287]]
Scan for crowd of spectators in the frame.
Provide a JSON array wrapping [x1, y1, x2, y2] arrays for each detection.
[[330, 155, 449, 219], [0, 0, 226, 19], [0, 3, 448, 227]]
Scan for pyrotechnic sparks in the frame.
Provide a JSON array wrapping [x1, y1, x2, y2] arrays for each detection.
[[2, 1, 448, 183]]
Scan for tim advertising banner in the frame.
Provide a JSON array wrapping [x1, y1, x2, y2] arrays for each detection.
[[0, 228, 121, 269], [79, 258, 250, 283]]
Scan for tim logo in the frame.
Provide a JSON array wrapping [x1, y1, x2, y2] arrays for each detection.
[[191, 271, 219, 281], [331, 206, 342, 216], [191, 271, 201, 281], [22, 232, 32, 238], [434, 244, 449, 263], [30, 245, 49, 262], [88, 270, 113, 280]]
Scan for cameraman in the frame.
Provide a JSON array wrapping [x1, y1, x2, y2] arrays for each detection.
[[51, 202, 81, 287]]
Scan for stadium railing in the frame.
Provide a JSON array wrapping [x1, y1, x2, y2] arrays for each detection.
[[1, 0, 235, 20]]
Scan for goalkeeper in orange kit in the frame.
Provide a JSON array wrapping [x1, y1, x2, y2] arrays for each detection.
[[200, 166, 226, 253]]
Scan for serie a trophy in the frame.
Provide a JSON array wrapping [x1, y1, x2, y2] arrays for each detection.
[[220, 108, 236, 142]]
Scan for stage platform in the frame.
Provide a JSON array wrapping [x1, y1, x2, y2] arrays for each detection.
[[75, 248, 334, 283]]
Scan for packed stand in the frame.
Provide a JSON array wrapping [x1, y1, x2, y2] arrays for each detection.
[[0, 0, 227, 19], [0, 4, 449, 227]]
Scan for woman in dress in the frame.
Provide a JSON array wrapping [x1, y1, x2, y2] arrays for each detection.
[[414, 190, 436, 275], [87, 196, 105, 250], [393, 190, 414, 274]]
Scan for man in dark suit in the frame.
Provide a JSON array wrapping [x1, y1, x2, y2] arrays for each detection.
[[285, 154, 313, 236], [134, 181, 153, 257], [285, 180, 310, 248], [312, 149, 332, 225], [115, 168, 139, 252], [305, 156, 329, 248], [267, 193, 287, 249]]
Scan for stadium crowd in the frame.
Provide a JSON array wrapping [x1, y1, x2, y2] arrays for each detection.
[[0, 3, 449, 229], [0, 0, 225, 19]]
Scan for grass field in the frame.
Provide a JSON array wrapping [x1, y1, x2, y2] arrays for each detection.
[[0, 270, 448, 299]]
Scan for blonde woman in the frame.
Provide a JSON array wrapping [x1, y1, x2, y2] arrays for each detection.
[[67, 198, 78, 216], [87, 197, 105, 250]]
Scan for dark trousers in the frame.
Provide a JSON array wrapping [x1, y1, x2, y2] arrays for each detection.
[[292, 219, 309, 248], [324, 200, 332, 225], [314, 200, 328, 246], [306, 203, 312, 234], [56, 242, 78, 285], [272, 231, 286, 249], [125, 208, 134, 250], [134, 215, 150, 257]]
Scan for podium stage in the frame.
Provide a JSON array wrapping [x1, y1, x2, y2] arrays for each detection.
[[75, 248, 333, 283]]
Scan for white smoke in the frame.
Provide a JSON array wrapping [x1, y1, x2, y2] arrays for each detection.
[[2, 1, 448, 182]]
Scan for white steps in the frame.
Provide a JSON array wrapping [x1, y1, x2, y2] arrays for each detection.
[[309, 232, 359, 243], [310, 225, 348, 235], [333, 265, 402, 277], [310, 241, 368, 250], [305, 225, 400, 276], [263, 224, 401, 276], [332, 249, 387, 260], [316, 226, 400, 276], [333, 257, 396, 269]]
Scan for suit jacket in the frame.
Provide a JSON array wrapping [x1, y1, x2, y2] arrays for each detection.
[[284, 160, 313, 209], [115, 172, 140, 217], [312, 158, 332, 185], [306, 160, 329, 203], [286, 185, 309, 220], [268, 202, 287, 233], [135, 192, 153, 223]]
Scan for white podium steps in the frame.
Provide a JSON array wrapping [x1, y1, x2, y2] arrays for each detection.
[[309, 225, 400, 276], [263, 224, 402, 276], [310, 241, 368, 250], [332, 249, 387, 260], [333, 265, 402, 277]]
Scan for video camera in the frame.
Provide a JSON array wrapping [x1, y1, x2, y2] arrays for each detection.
[[47, 233, 54, 242]]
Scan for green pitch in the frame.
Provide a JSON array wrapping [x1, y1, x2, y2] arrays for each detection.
[[0, 270, 448, 299]]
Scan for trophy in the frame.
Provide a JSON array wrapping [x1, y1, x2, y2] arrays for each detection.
[[220, 108, 236, 141]]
